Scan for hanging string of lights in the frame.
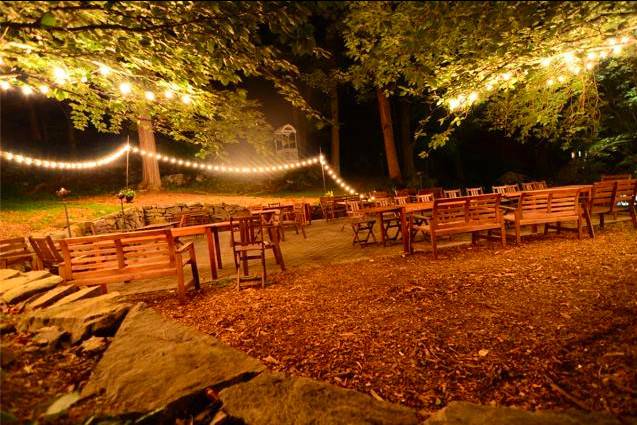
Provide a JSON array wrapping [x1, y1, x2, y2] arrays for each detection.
[[0, 43, 195, 105], [446, 34, 636, 112], [0, 144, 358, 194]]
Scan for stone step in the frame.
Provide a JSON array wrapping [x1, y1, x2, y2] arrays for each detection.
[[0, 269, 21, 281], [27, 285, 78, 311], [2, 275, 63, 304], [51, 286, 102, 308], [0, 271, 52, 295]]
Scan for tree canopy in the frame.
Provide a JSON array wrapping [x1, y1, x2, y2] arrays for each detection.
[[0, 1, 319, 157]]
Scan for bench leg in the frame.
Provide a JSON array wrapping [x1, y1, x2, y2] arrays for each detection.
[[261, 248, 267, 289], [630, 205, 637, 229], [500, 224, 506, 247], [599, 213, 605, 229], [431, 232, 438, 259], [190, 256, 200, 290], [275, 245, 286, 271], [175, 254, 186, 300], [544, 224, 549, 235], [515, 221, 521, 244], [577, 217, 583, 239]]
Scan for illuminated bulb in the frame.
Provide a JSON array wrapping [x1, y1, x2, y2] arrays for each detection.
[[181, 94, 191, 104], [5, 152, 13, 160], [501, 72, 511, 81], [144, 91, 156, 101], [39, 85, 50, 94], [80, 75, 88, 83], [569, 66, 580, 74], [586, 52, 596, 60], [448, 98, 460, 110], [557, 75, 566, 83], [612, 45, 622, 55], [207, 165, 213, 170], [608, 37, 617, 46], [170, 158, 176, 164], [541, 57, 551, 67], [621, 36, 630, 44], [485, 83, 493, 91], [21, 85, 33, 96], [599, 51, 608, 59], [468, 91, 478, 103], [53, 67, 68, 84], [0, 80, 10, 90], [164, 89, 174, 99], [119, 82, 132, 95], [563, 52, 576, 63], [585, 62, 594, 70], [99, 64, 111, 76], [546, 79, 554, 87]]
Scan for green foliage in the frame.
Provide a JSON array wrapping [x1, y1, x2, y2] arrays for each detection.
[[117, 187, 136, 199], [0, 1, 320, 157]]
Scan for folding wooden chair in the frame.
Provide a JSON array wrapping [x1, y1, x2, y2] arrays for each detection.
[[466, 187, 484, 196], [344, 201, 376, 246], [280, 204, 307, 239], [443, 189, 462, 198], [29, 236, 63, 274]]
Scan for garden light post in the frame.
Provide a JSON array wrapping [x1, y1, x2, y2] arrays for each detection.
[[56, 187, 72, 238]]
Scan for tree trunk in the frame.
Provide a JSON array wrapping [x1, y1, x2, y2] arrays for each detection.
[[399, 99, 415, 180], [138, 114, 162, 191], [330, 83, 340, 173], [376, 88, 402, 181]]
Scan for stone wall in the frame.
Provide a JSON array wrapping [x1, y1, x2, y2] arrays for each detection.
[[69, 203, 249, 236]]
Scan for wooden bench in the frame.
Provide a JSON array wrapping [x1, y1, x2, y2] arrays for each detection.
[[601, 173, 633, 181], [410, 194, 505, 258], [503, 187, 587, 243], [0, 237, 36, 270], [58, 229, 199, 300], [590, 179, 637, 228], [29, 236, 63, 274]]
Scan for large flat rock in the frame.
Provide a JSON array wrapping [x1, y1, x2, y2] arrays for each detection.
[[2, 275, 62, 304], [52, 286, 102, 307], [0, 270, 51, 295], [19, 292, 130, 343], [219, 371, 419, 425], [0, 269, 21, 282], [423, 402, 632, 425], [81, 305, 265, 416], [27, 285, 78, 310]]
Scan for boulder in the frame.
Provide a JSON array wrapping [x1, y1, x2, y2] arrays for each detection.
[[80, 336, 108, 354], [42, 392, 80, 420], [81, 305, 265, 416], [0, 269, 21, 281], [27, 285, 78, 310], [0, 322, 16, 335], [51, 286, 102, 307], [0, 270, 51, 295], [32, 325, 69, 349], [219, 371, 419, 425], [2, 275, 62, 304], [423, 402, 629, 425], [19, 293, 130, 343]]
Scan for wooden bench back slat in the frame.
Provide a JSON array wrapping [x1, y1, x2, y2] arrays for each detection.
[[0, 237, 30, 257], [432, 194, 501, 231], [518, 188, 581, 219]]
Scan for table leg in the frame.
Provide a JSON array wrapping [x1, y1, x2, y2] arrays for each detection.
[[206, 228, 218, 280], [213, 228, 222, 268], [401, 209, 410, 254], [378, 212, 386, 246]]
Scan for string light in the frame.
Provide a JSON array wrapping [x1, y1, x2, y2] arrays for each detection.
[[181, 94, 192, 104], [144, 91, 156, 101], [21, 85, 33, 96], [99, 64, 111, 76], [53, 67, 68, 84], [0, 81, 10, 90], [445, 32, 636, 112], [0, 144, 356, 192], [119, 82, 132, 95], [39, 84, 50, 94], [164, 89, 174, 99]]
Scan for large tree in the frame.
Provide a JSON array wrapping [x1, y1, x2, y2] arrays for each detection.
[[0, 1, 319, 189]]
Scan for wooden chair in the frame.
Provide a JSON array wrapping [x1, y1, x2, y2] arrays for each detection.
[[418, 187, 443, 199], [410, 194, 505, 258], [319, 197, 336, 222], [520, 182, 536, 191], [279, 204, 307, 239], [376, 200, 401, 245], [0, 237, 36, 270], [29, 236, 63, 274], [416, 193, 434, 203], [344, 201, 376, 246], [533, 181, 547, 189], [443, 189, 462, 198], [267, 202, 281, 208], [394, 196, 409, 206], [590, 179, 637, 228], [601, 174, 632, 181], [58, 229, 199, 300], [502, 187, 587, 244], [492, 185, 508, 194], [466, 187, 484, 196], [230, 216, 268, 289], [505, 184, 520, 193]]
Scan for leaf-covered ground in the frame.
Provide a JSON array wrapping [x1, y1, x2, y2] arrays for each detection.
[[142, 222, 637, 418]]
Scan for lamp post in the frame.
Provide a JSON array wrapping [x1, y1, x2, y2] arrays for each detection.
[[56, 187, 72, 237]]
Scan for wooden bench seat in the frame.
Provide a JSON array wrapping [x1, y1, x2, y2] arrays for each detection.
[[410, 194, 505, 258], [58, 229, 199, 300], [503, 187, 587, 243]]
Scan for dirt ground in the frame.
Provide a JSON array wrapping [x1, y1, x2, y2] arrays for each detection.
[[139, 222, 637, 418]]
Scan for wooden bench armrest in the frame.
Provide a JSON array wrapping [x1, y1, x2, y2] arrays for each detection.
[[176, 241, 194, 254]]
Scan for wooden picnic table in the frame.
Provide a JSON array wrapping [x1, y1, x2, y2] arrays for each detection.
[[359, 201, 433, 251], [171, 221, 235, 281]]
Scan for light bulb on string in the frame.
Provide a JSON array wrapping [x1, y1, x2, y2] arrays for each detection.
[[53, 67, 68, 84], [181, 94, 192, 104], [21, 85, 33, 96], [164, 89, 174, 99], [612, 45, 622, 55], [0, 81, 10, 90], [39, 85, 50, 94], [99, 64, 111, 76], [119, 82, 132, 95], [144, 91, 156, 101]]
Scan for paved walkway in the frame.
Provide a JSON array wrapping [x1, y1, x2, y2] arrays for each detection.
[[111, 215, 633, 296]]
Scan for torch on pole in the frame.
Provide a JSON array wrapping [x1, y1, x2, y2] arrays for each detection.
[[319, 147, 326, 193], [56, 187, 72, 238]]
